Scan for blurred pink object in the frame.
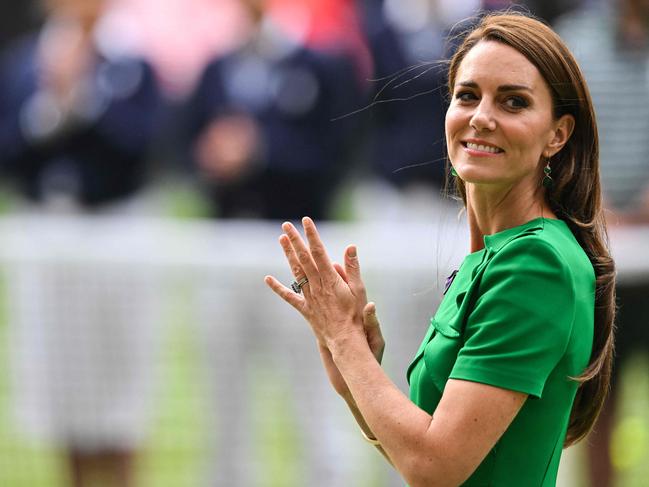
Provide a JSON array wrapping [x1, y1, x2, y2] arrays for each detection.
[[267, 0, 372, 83], [106, 0, 252, 98], [106, 0, 371, 96]]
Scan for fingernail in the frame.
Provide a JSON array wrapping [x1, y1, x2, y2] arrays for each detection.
[[348, 246, 357, 258]]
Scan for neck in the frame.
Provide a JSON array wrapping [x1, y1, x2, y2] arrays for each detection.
[[465, 180, 556, 253]]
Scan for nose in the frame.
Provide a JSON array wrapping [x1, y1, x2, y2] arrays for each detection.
[[469, 99, 497, 132]]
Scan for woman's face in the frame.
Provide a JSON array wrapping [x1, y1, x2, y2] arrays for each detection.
[[445, 40, 559, 191]]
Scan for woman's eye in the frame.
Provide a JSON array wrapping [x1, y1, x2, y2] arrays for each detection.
[[504, 96, 529, 109], [455, 91, 477, 102]]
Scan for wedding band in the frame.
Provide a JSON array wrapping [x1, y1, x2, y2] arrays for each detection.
[[291, 277, 309, 294]]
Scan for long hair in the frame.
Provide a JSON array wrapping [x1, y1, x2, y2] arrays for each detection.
[[446, 12, 616, 446]]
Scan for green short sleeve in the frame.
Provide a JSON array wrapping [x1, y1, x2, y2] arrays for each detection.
[[449, 237, 575, 398]]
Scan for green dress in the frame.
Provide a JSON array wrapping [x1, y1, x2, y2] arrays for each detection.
[[407, 217, 594, 486]]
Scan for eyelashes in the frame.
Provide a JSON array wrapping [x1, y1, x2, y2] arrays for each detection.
[[504, 96, 529, 109], [455, 91, 477, 102], [453, 91, 530, 110]]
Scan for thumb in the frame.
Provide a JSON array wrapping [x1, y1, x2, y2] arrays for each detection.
[[363, 302, 380, 330], [363, 302, 384, 364], [344, 245, 367, 300]]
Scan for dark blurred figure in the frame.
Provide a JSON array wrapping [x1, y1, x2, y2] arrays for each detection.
[[184, 0, 363, 220], [0, 1, 160, 486], [522, 0, 583, 23], [0, 0, 40, 50], [556, 1, 649, 486], [185, 2, 374, 485], [0, 0, 159, 212], [357, 0, 449, 195]]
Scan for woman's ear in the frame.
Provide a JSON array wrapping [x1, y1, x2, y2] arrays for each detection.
[[546, 114, 575, 156]]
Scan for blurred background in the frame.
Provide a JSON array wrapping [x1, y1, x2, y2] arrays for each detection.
[[0, 0, 648, 486]]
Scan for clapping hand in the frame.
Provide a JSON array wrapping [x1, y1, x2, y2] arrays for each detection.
[[264, 217, 385, 401]]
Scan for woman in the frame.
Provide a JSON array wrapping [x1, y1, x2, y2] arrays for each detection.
[[265, 12, 615, 486]]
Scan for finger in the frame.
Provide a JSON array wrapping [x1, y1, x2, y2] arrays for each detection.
[[282, 221, 320, 284], [279, 235, 313, 298], [344, 245, 367, 302], [280, 234, 306, 279], [264, 275, 306, 312], [333, 262, 348, 283], [301, 217, 338, 282], [280, 234, 313, 298], [363, 302, 379, 330]]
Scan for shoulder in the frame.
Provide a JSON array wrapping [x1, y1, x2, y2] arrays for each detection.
[[480, 235, 574, 308], [477, 220, 593, 319], [486, 229, 570, 280], [488, 220, 589, 278]]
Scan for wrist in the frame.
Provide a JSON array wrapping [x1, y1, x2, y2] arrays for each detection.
[[328, 326, 369, 361], [359, 425, 380, 446]]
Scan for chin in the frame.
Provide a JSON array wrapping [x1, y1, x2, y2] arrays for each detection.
[[456, 168, 506, 185]]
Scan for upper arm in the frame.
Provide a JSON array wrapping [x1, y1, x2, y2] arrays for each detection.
[[451, 237, 575, 398], [414, 379, 526, 487]]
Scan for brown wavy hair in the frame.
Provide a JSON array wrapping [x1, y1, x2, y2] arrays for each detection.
[[446, 12, 616, 446]]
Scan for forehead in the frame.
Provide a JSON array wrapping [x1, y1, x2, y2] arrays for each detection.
[[455, 40, 544, 89]]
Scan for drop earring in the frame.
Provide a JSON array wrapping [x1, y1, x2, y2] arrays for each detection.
[[451, 166, 458, 177], [542, 158, 553, 188]]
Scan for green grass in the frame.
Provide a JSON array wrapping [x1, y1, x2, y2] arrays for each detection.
[[137, 286, 208, 487], [612, 353, 649, 486]]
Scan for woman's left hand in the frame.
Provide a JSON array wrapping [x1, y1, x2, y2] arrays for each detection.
[[264, 217, 367, 350]]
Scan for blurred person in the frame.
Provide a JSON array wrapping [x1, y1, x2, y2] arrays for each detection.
[[0, 0, 159, 211], [555, 1, 649, 485], [266, 12, 616, 487], [184, 0, 362, 220], [0, 0, 162, 486], [185, 1, 371, 485], [360, 0, 448, 188], [352, 0, 476, 222]]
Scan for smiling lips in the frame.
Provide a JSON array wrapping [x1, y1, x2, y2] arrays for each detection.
[[462, 141, 504, 155]]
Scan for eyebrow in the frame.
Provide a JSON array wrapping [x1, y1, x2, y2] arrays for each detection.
[[457, 81, 533, 92]]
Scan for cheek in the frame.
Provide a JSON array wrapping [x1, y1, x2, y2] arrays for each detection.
[[504, 121, 547, 158], [444, 108, 462, 147]]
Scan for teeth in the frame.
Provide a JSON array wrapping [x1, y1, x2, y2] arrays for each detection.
[[466, 142, 502, 153]]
